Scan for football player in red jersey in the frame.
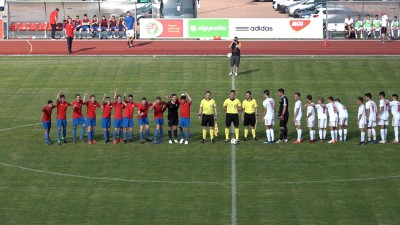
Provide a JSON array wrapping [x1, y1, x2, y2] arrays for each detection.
[[56, 91, 71, 145], [178, 92, 192, 144], [72, 93, 86, 143], [122, 93, 137, 143], [137, 97, 153, 144], [112, 89, 125, 144], [42, 100, 56, 145], [149, 96, 167, 144], [84, 94, 102, 144], [102, 94, 113, 143]]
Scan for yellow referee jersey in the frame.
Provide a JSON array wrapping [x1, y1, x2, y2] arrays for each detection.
[[223, 98, 241, 114], [200, 99, 216, 115], [242, 99, 258, 114]]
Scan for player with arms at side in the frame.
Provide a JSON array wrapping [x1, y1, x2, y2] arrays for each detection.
[[276, 88, 289, 143], [325, 96, 338, 143], [305, 95, 316, 143], [42, 100, 56, 145], [242, 91, 258, 141], [90, 15, 99, 39], [102, 94, 113, 143], [377, 91, 389, 143], [365, 93, 378, 144], [122, 93, 137, 143], [165, 94, 180, 144], [335, 98, 349, 142], [389, 94, 400, 143], [98, 15, 109, 40], [357, 97, 367, 145], [137, 97, 153, 144], [293, 93, 302, 144], [56, 91, 71, 145], [150, 96, 167, 144], [262, 90, 275, 144], [108, 15, 118, 38], [84, 94, 102, 145], [199, 91, 218, 143], [178, 92, 192, 145], [315, 98, 328, 142], [223, 90, 242, 142], [122, 11, 135, 48], [112, 89, 125, 144], [71, 93, 86, 143]]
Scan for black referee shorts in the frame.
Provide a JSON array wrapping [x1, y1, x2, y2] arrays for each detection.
[[243, 113, 256, 127], [168, 117, 179, 127], [201, 114, 215, 127], [226, 113, 239, 127]]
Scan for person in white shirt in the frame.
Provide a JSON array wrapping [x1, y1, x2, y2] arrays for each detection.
[[315, 98, 328, 142], [377, 91, 389, 143], [344, 15, 354, 39], [262, 90, 275, 144], [365, 93, 377, 144], [305, 95, 316, 143], [357, 97, 367, 145], [381, 12, 390, 43], [293, 93, 302, 144], [325, 96, 338, 143], [335, 98, 349, 142], [389, 94, 400, 143]]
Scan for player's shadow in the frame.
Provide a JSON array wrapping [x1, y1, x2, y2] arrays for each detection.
[[74, 47, 96, 53], [135, 41, 153, 47], [239, 69, 260, 75]]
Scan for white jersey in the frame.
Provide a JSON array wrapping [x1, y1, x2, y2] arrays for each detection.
[[378, 99, 389, 120], [325, 102, 338, 121], [263, 97, 275, 120], [381, 14, 388, 27], [315, 104, 327, 120], [335, 102, 349, 118], [294, 100, 302, 120], [365, 100, 377, 121], [389, 100, 400, 118], [307, 104, 315, 121], [358, 104, 366, 125]]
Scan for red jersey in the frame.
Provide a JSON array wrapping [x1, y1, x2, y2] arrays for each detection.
[[178, 99, 192, 118], [100, 19, 108, 28], [124, 101, 137, 118], [81, 18, 90, 25], [65, 23, 75, 38], [137, 103, 153, 118], [153, 101, 167, 119], [92, 18, 99, 26], [72, 100, 84, 119], [56, 101, 71, 120], [113, 102, 124, 119], [86, 101, 101, 119], [42, 105, 56, 122], [73, 19, 81, 27], [109, 19, 117, 27], [50, 10, 58, 25], [102, 103, 113, 119]]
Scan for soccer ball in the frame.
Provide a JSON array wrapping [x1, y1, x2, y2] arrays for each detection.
[[227, 53, 232, 58], [230, 139, 237, 145]]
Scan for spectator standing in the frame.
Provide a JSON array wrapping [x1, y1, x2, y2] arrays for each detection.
[[49, 8, 59, 40], [64, 18, 75, 54]]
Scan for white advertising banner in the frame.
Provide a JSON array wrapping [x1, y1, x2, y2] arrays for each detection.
[[229, 18, 323, 39]]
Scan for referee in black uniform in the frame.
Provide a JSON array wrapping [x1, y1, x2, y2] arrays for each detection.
[[165, 94, 180, 144], [229, 36, 241, 76], [277, 88, 289, 143]]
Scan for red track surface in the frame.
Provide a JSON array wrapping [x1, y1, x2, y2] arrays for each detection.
[[0, 39, 400, 55]]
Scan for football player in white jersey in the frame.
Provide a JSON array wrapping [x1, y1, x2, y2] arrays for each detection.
[[325, 96, 338, 143], [389, 94, 400, 143], [365, 93, 377, 144], [305, 95, 316, 143], [315, 98, 328, 142], [293, 93, 302, 144], [262, 90, 275, 144], [357, 97, 367, 145], [378, 91, 389, 143], [335, 98, 349, 142]]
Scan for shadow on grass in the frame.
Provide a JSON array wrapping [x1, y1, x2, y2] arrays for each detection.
[[239, 68, 260, 75]]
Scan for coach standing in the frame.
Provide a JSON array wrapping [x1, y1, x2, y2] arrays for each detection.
[[64, 18, 75, 54], [49, 8, 59, 40], [229, 36, 241, 76]]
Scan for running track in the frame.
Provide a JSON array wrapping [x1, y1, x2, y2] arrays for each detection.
[[0, 40, 400, 55]]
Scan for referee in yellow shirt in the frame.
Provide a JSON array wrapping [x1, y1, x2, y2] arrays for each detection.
[[242, 91, 258, 141], [199, 91, 218, 143], [223, 90, 242, 142]]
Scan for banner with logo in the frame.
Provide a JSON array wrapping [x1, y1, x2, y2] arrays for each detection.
[[187, 19, 229, 38], [140, 19, 183, 38], [229, 18, 322, 39]]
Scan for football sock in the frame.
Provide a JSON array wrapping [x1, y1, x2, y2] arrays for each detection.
[[173, 130, 178, 139], [129, 131, 133, 140], [330, 131, 335, 141], [338, 129, 343, 140], [210, 129, 214, 140], [186, 131, 189, 141], [361, 132, 365, 142], [160, 129, 163, 142], [323, 130, 326, 139], [57, 128, 61, 141], [380, 129, 385, 141], [372, 129, 376, 140], [235, 128, 239, 140], [283, 127, 288, 139], [344, 129, 348, 140], [154, 129, 159, 141], [279, 128, 284, 140], [367, 128, 372, 141], [319, 130, 323, 140], [384, 128, 387, 140], [225, 128, 230, 140], [244, 129, 248, 138], [113, 130, 117, 140], [297, 129, 302, 141], [180, 127, 184, 139], [73, 126, 77, 140], [168, 130, 172, 139], [139, 131, 143, 140], [119, 129, 123, 139], [146, 130, 149, 139], [395, 126, 399, 141], [124, 131, 127, 140], [202, 129, 207, 139], [270, 129, 274, 141], [104, 131, 107, 141], [91, 130, 95, 141], [309, 130, 313, 140], [63, 129, 66, 140], [252, 129, 256, 138], [266, 130, 271, 142], [45, 133, 49, 143], [80, 126, 85, 140]]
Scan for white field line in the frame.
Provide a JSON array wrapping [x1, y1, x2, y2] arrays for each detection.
[[231, 71, 237, 225], [27, 41, 33, 54]]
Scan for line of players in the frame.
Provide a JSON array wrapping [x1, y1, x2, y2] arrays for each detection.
[[346, 14, 398, 40]]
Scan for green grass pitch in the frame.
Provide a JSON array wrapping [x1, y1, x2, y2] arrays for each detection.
[[0, 56, 400, 225]]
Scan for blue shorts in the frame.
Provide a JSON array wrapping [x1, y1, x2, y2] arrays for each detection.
[[138, 117, 149, 126], [114, 118, 123, 128], [100, 27, 108, 31], [57, 119, 67, 128], [155, 118, 164, 125], [72, 117, 85, 126], [122, 117, 133, 128], [110, 26, 117, 31], [43, 121, 51, 130], [92, 25, 99, 31], [86, 118, 97, 127], [81, 25, 90, 31], [180, 117, 191, 128], [75, 26, 81, 31], [101, 118, 111, 129]]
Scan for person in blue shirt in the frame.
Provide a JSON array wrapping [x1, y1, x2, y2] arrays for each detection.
[[122, 11, 135, 48]]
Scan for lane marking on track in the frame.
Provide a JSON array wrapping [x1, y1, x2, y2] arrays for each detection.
[[27, 41, 33, 54]]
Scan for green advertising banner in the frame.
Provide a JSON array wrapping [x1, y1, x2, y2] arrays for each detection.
[[188, 19, 229, 38]]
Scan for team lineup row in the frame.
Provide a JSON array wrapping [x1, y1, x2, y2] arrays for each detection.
[[40, 89, 400, 146]]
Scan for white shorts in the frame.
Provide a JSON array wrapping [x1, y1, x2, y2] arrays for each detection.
[[318, 119, 327, 129], [329, 120, 338, 127], [126, 29, 135, 37], [307, 119, 315, 128], [367, 120, 376, 127], [264, 119, 274, 126], [294, 120, 301, 126], [339, 117, 348, 126], [377, 120, 389, 126], [392, 117, 400, 127], [358, 122, 366, 129], [356, 27, 363, 31]]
